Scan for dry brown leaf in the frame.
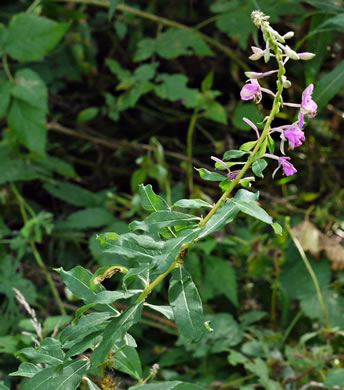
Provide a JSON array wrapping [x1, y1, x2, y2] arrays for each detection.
[[292, 220, 344, 271]]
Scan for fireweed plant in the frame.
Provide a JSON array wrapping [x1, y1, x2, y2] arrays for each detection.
[[9, 11, 319, 390]]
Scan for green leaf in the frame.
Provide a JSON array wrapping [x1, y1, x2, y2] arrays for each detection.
[[6, 13, 70, 61], [198, 202, 239, 239], [223, 150, 247, 160], [64, 331, 102, 359], [84, 377, 102, 390], [154, 74, 199, 108], [195, 168, 225, 182], [232, 104, 264, 131], [56, 208, 115, 230], [0, 158, 44, 184], [252, 159, 268, 178], [17, 338, 64, 365], [201, 71, 214, 92], [234, 189, 259, 203], [104, 233, 164, 265], [9, 362, 40, 378], [109, 0, 120, 20], [12, 69, 48, 111], [204, 101, 228, 124], [144, 304, 174, 320], [20, 360, 89, 390], [87, 290, 141, 305], [91, 302, 143, 366], [139, 184, 170, 212], [324, 369, 344, 387], [313, 60, 344, 111], [89, 265, 128, 290], [114, 346, 143, 381], [76, 107, 99, 123], [0, 79, 11, 119], [240, 141, 257, 151], [129, 211, 199, 233], [202, 256, 238, 306], [135, 29, 213, 61], [43, 181, 101, 207], [168, 267, 205, 343], [271, 223, 282, 235], [130, 382, 204, 390], [172, 199, 212, 209], [155, 229, 201, 273], [231, 200, 272, 224], [8, 99, 46, 156]]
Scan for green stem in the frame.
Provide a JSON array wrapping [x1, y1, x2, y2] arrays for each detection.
[[281, 311, 303, 344], [53, 0, 249, 70], [11, 183, 66, 316], [27, 0, 41, 13], [2, 53, 14, 82], [287, 223, 329, 329], [187, 112, 198, 195]]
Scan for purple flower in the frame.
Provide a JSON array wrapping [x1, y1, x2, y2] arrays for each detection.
[[240, 79, 262, 102], [299, 84, 317, 127], [279, 157, 297, 176], [284, 125, 305, 150]]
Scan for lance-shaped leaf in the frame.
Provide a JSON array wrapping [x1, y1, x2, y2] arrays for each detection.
[[113, 345, 143, 381], [223, 150, 248, 160], [20, 360, 89, 390], [16, 338, 64, 366], [64, 331, 102, 360], [195, 168, 225, 181], [172, 198, 212, 209], [198, 202, 239, 239], [104, 233, 164, 264], [9, 362, 40, 378], [154, 229, 201, 273], [168, 267, 205, 343], [91, 302, 143, 366], [84, 377, 102, 390], [129, 211, 199, 233], [139, 184, 169, 212], [231, 200, 272, 224]]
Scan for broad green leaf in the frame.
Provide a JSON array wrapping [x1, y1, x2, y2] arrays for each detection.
[[154, 74, 199, 108], [234, 189, 259, 203], [8, 99, 46, 155], [6, 13, 70, 61], [76, 107, 99, 123], [232, 105, 263, 131], [84, 377, 102, 390], [204, 101, 227, 124], [0, 159, 44, 184], [105, 233, 164, 264], [9, 362, 40, 378], [252, 159, 268, 178], [135, 29, 213, 61], [64, 331, 102, 359], [195, 168, 225, 182], [114, 346, 143, 381], [43, 181, 101, 207], [239, 311, 267, 326], [12, 69, 48, 111], [41, 156, 77, 178], [139, 184, 170, 212], [313, 60, 344, 111], [129, 211, 199, 233], [144, 304, 175, 320], [91, 302, 143, 366], [168, 267, 205, 343], [324, 369, 344, 387], [0, 79, 11, 119], [155, 229, 201, 273], [172, 199, 212, 209], [223, 150, 247, 160], [89, 265, 128, 290], [87, 290, 141, 305], [198, 202, 239, 239], [202, 256, 238, 306], [130, 382, 204, 390], [109, 0, 120, 20], [20, 360, 89, 390], [231, 200, 272, 224], [56, 207, 115, 230]]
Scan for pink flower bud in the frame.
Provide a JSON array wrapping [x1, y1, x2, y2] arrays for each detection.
[[297, 52, 316, 60], [285, 45, 299, 60]]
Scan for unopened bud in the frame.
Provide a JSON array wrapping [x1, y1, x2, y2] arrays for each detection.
[[251, 46, 264, 54], [249, 52, 264, 61], [285, 45, 300, 60], [282, 76, 291, 89], [297, 52, 316, 60], [283, 31, 294, 39], [264, 49, 270, 63], [245, 71, 263, 79]]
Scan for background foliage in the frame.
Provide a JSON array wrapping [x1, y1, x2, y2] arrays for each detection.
[[1, 0, 344, 389]]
